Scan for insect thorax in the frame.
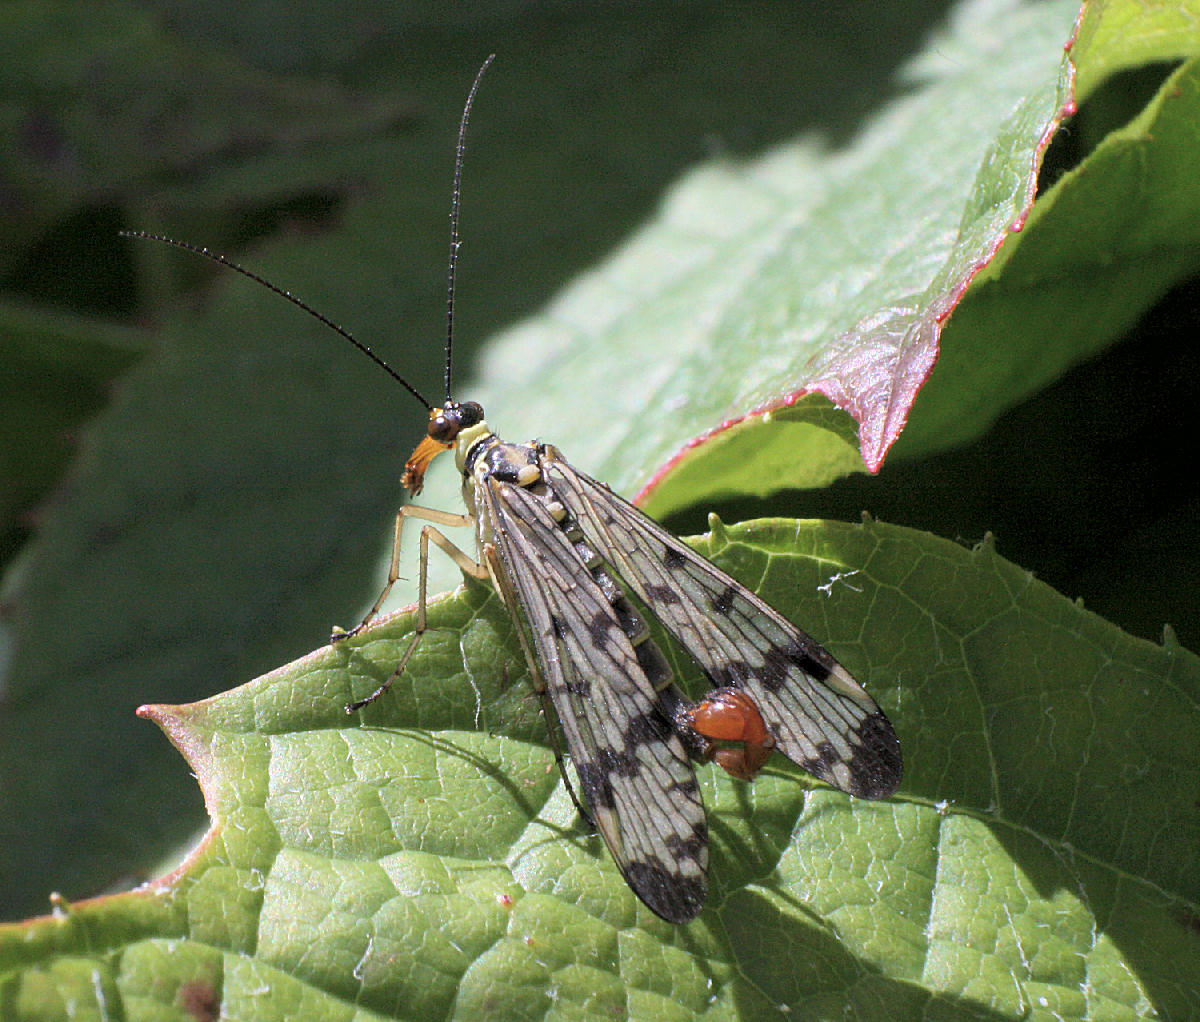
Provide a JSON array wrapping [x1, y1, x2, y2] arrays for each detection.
[[462, 428, 685, 716], [457, 423, 540, 534]]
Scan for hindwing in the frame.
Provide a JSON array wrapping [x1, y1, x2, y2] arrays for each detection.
[[541, 450, 902, 799]]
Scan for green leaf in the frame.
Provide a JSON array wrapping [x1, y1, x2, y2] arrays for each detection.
[[479, 8, 1077, 515], [3, 1, 1200, 1016], [3, 517, 1197, 1019], [898, 49, 1200, 465]]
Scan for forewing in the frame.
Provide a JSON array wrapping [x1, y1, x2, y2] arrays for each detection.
[[543, 452, 902, 799], [478, 477, 708, 923]]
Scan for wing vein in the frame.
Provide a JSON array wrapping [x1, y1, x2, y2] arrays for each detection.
[[542, 453, 902, 798]]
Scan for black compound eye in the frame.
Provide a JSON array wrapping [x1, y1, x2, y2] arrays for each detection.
[[458, 401, 484, 428], [428, 401, 485, 443]]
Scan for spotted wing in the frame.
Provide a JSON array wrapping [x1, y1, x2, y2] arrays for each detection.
[[478, 475, 709, 923], [542, 451, 902, 799]]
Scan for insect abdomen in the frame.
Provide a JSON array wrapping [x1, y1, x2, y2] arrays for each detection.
[[555, 502, 677, 699]]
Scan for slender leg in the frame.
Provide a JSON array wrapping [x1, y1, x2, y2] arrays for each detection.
[[333, 504, 476, 643], [342, 504, 593, 829], [342, 505, 484, 713]]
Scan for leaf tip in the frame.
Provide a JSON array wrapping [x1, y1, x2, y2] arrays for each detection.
[[975, 532, 998, 554], [1161, 623, 1181, 650], [136, 702, 169, 723]]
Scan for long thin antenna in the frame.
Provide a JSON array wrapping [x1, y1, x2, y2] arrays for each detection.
[[120, 231, 433, 410], [444, 54, 495, 402]]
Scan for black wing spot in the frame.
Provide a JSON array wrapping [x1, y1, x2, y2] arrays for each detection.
[[662, 547, 687, 569], [670, 774, 702, 800], [565, 676, 591, 697], [596, 745, 641, 779], [799, 756, 827, 779], [664, 822, 707, 863], [623, 710, 669, 749], [587, 613, 614, 649], [707, 661, 750, 688], [846, 712, 903, 798], [623, 860, 706, 924], [710, 585, 738, 615], [760, 640, 833, 691], [575, 760, 615, 809], [815, 741, 841, 771], [641, 583, 682, 606], [798, 741, 843, 788], [798, 716, 902, 798]]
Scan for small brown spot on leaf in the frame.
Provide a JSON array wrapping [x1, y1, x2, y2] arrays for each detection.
[[178, 980, 219, 1022]]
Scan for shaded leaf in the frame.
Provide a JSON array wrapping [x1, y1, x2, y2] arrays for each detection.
[[0, 299, 147, 560], [3, 517, 1197, 1019]]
